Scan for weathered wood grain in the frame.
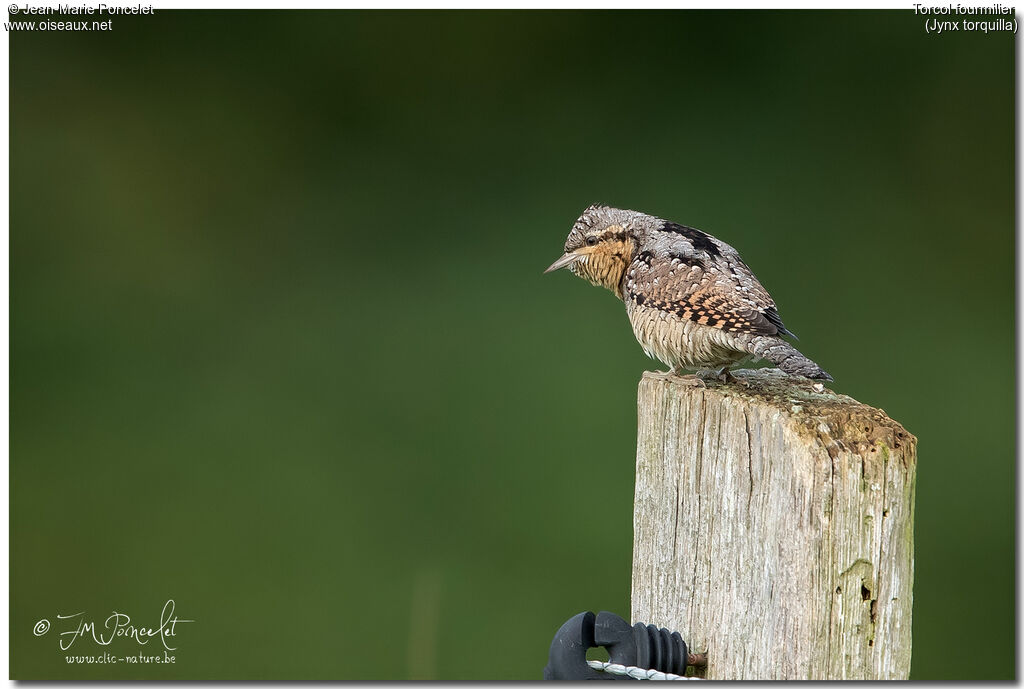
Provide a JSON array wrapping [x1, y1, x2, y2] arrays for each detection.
[[631, 369, 916, 679]]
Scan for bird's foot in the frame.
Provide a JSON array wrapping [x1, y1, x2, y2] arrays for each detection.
[[658, 366, 706, 387], [693, 367, 749, 387], [694, 369, 719, 386], [715, 367, 754, 387]]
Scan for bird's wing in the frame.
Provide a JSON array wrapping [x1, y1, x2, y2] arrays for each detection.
[[623, 243, 794, 338]]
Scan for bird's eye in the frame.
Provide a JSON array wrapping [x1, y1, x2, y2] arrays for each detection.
[[585, 236, 599, 246]]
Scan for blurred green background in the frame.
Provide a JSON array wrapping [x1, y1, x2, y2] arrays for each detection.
[[10, 10, 1013, 680]]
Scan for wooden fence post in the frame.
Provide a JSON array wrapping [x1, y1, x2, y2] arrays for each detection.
[[631, 369, 916, 680]]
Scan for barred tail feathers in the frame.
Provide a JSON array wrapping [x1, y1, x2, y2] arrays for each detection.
[[748, 336, 832, 381]]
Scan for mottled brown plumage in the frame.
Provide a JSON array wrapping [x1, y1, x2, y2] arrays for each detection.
[[545, 205, 831, 380]]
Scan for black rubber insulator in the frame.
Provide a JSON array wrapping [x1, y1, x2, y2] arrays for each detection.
[[632, 622, 688, 676]]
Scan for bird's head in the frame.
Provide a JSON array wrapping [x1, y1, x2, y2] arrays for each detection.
[[544, 205, 652, 297]]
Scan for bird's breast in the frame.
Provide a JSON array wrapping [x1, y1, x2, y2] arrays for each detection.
[[626, 302, 747, 370]]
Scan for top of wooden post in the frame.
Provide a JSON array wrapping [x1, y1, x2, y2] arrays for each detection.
[[641, 368, 917, 458], [633, 368, 918, 678]]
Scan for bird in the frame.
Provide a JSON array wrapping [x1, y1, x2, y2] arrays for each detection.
[[544, 205, 832, 381]]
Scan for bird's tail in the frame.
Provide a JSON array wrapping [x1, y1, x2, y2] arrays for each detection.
[[748, 336, 832, 381]]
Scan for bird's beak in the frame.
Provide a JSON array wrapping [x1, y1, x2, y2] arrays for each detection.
[[544, 252, 580, 274]]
